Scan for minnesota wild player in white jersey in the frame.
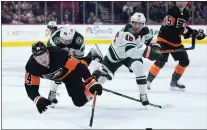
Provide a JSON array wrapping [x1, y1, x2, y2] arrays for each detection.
[[93, 12, 161, 106]]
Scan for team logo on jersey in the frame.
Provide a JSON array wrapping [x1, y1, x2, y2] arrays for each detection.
[[42, 68, 63, 80], [76, 37, 83, 45], [176, 18, 186, 28], [54, 37, 61, 44]]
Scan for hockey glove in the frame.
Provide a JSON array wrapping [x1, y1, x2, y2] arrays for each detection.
[[193, 30, 205, 40], [34, 96, 52, 114], [143, 43, 161, 60], [85, 78, 103, 95]]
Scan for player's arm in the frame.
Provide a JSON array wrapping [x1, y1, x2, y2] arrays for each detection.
[[124, 32, 145, 59], [47, 21, 58, 35], [140, 26, 154, 46], [47, 30, 67, 48], [183, 26, 205, 40], [124, 32, 160, 60], [24, 71, 41, 102], [69, 32, 85, 58], [24, 71, 51, 114]]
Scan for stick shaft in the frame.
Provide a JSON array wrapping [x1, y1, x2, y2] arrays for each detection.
[[89, 92, 97, 127], [103, 88, 162, 108]]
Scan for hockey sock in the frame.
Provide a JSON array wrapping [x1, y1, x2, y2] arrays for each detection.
[[147, 64, 160, 82], [172, 64, 186, 81], [136, 76, 147, 94]]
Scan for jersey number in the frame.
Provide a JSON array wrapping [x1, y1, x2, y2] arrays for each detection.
[[27, 73, 32, 85], [125, 34, 133, 41], [163, 15, 175, 26]]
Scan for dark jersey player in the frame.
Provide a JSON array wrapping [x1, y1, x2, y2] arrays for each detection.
[[24, 41, 102, 114], [147, 2, 205, 91], [46, 22, 103, 107]]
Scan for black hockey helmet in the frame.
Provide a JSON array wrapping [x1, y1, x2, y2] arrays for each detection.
[[32, 41, 48, 57]]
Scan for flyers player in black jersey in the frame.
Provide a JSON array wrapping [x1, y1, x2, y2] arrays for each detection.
[[46, 22, 103, 107], [147, 2, 205, 91], [24, 41, 102, 114]]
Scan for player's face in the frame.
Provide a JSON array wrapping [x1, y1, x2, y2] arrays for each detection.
[[132, 22, 144, 33], [35, 52, 50, 67], [176, 2, 188, 9]]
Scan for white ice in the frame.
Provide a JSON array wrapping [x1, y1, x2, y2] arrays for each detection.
[[2, 44, 207, 129]]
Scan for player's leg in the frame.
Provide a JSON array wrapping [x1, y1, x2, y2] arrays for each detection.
[[79, 45, 103, 66], [170, 47, 189, 91], [48, 81, 61, 108], [92, 55, 123, 84], [147, 42, 171, 90], [65, 63, 102, 107], [147, 53, 169, 90], [124, 58, 149, 105]]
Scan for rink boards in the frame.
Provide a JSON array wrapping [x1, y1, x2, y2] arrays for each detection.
[[2, 25, 207, 47]]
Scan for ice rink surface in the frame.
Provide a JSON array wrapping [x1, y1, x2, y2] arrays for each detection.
[[2, 44, 207, 129]]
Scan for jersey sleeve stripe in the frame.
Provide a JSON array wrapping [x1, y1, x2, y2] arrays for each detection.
[[24, 72, 40, 86], [125, 43, 137, 47], [108, 45, 122, 61], [125, 43, 137, 52], [125, 45, 136, 52]]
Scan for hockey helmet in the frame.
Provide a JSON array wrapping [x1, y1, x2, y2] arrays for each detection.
[[60, 25, 75, 45], [32, 41, 48, 57], [130, 12, 146, 32]]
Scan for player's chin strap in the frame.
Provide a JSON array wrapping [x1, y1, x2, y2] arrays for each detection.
[[161, 33, 198, 54], [103, 88, 173, 109]]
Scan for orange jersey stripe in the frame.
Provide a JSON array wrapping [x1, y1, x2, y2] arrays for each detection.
[[25, 72, 40, 86], [56, 57, 79, 80], [157, 37, 182, 47], [80, 60, 88, 67]]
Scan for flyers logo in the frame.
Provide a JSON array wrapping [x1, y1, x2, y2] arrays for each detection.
[[176, 18, 186, 28], [42, 68, 63, 80]]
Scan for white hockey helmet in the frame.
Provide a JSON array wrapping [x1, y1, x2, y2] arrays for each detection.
[[60, 25, 75, 45], [130, 12, 146, 32]]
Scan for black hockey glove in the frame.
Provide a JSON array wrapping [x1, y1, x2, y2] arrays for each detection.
[[193, 30, 205, 40], [35, 96, 52, 114], [143, 43, 161, 61], [89, 83, 103, 96]]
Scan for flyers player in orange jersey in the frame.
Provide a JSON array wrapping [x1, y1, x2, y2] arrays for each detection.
[[147, 2, 205, 91], [46, 23, 103, 107], [24, 41, 102, 114]]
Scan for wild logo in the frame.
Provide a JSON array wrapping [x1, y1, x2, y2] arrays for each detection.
[[42, 68, 63, 80]]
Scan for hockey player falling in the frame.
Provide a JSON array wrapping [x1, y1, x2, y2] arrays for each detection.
[[147, 2, 205, 91], [24, 41, 102, 114], [93, 12, 161, 106], [46, 22, 103, 107]]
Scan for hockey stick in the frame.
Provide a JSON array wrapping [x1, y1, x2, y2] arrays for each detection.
[[103, 88, 172, 109], [89, 91, 97, 127], [160, 34, 196, 53]]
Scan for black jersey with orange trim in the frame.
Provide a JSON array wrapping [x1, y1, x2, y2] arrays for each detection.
[[157, 6, 190, 46], [24, 47, 79, 101]]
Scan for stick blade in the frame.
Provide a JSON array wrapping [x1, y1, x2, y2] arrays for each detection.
[[160, 104, 173, 109]]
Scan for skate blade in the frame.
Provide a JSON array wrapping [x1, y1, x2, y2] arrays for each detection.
[[170, 87, 185, 91]]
